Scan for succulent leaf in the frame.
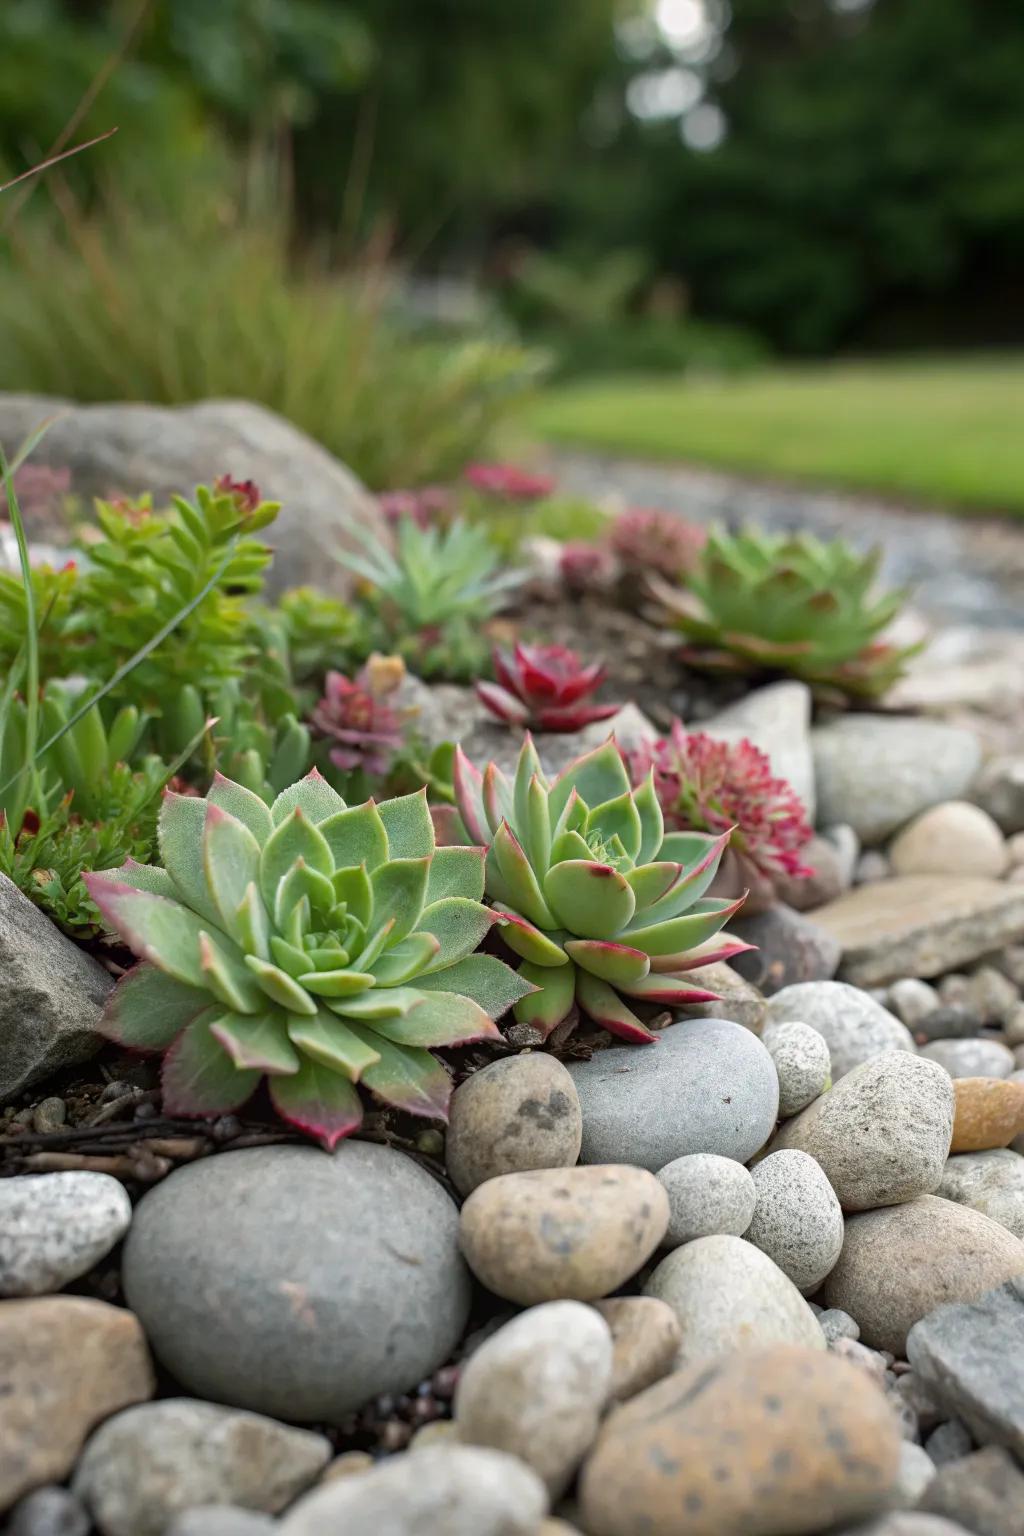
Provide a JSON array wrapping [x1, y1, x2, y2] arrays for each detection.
[[425, 844, 486, 904], [544, 860, 636, 939], [269, 1059, 363, 1150], [286, 1011, 382, 1079], [512, 959, 577, 1037], [162, 1013, 261, 1115], [379, 788, 435, 859], [269, 770, 346, 828], [100, 963, 210, 1049], [211, 1011, 301, 1074], [211, 773, 276, 841]]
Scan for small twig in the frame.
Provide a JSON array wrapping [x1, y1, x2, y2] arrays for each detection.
[[19, 1149, 172, 1181], [0, 130, 119, 196]]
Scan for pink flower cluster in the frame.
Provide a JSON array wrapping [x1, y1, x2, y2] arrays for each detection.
[[464, 462, 555, 501], [630, 721, 813, 880], [378, 486, 452, 528]]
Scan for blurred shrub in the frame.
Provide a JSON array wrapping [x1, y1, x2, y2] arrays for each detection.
[[0, 173, 546, 488]]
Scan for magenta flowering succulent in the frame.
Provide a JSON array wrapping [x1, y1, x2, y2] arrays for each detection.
[[310, 657, 408, 777], [629, 722, 814, 881], [476, 643, 619, 733], [464, 462, 555, 501], [454, 736, 749, 1044], [610, 506, 707, 583]]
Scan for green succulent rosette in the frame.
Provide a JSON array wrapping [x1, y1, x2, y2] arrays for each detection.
[[454, 736, 747, 1044], [85, 772, 531, 1147]]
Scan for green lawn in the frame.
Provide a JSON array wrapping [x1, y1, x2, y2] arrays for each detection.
[[528, 357, 1024, 515]]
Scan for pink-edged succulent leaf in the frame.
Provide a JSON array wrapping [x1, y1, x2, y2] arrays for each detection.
[[543, 859, 636, 940], [429, 802, 470, 850], [356, 1031, 453, 1121], [625, 861, 684, 913], [625, 892, 747, 954], [88, 858, 178, 900], [491, 820, 556, 929], [319, 800, 389, 873], [269, 1058, 364, 1149], [549, 738, 631, 825], [368, 991, 503, 1048], [512, 959, 577, 1037], [632, 772, 665, 865], [211, 1011, 302, 1075], [259, 807, 333, 911], [378, 787, 435, 859], [199, 931, 264, 1014], [617, 973, 721, 1005], [162, 1012, 260, 1116], [244, 954, 318, 1014], [586, 787, 643, 861], [201, 805, 263, 941], [452, 745, 488, 843], [83, 877, 210, 989], [268, 767, 345, 828], [654, 932, 756, 972], [483, 762, 515, 831], [494, 908, 569, 967], [535, 701, 619, 732], [286, 1011, 382, 1080], [574, 970, 659, 1044], [476, 680, 530, 726], [369, 856, 429, 944], [370, 932, 442, 986], [563, 938, 651, 987], [99, 962, 210, 1051], [414, 952, 538, 1017], [157, 791, 222, 927]]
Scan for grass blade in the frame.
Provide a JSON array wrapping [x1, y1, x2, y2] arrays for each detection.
[[0, 448, 41, 826]]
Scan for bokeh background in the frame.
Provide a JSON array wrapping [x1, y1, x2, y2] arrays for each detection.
[[2, 0, 1022, 508]]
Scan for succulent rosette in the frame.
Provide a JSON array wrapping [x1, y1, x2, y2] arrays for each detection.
[[476, 643, 619, 733], [454, 736, 750, 1044], [84, 772, 530, 1147], [629, 722, 814, 881]]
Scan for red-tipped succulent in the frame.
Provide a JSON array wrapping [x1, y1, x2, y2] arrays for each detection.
[[629, 721, 813, 881], [310, 655, 409, 777], [464, 462, 555, 501], [559, 540, 618, 595], [476, 643, 620, 733], [378, 486, 451, 528]]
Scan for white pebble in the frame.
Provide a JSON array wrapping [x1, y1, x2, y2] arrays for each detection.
[[655, 1154, 756, 1247]]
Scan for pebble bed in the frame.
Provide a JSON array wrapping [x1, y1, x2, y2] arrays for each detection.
[[2, 677, 1024, 1535]]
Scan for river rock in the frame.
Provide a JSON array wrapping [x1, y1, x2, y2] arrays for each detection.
[[0, 1173, 132, 1297], [920, 1039, 1016, 1080], [949, 1078, 1024, 1152], [167, 1513, 278, 1536], [907, 1277, 1024, 1458], [578, 1345, 901, 1536], [889, 802, 1008, 879], [444, 1054, 582, 1196], [919, 1446, 1024, 1536], [811, 878, 1024, 988], [459, 1165, 668, 1304], [591, 1297, 682, 1401], [971, 755, 1024, 835], [0, 874, 110, 1101], [887, 978, 942, 1031], [72, 1400, 330, 1536], [764, 981, 913, 1079], [455, 1301, 612, 1496], [656, 1153, 756, 1246], [745, 1149, 845, 1293], [568, 1018, 779, 1171], [699, 681, 815, 817], [6, 1486, 91, 1536], [823, 1196, 1024, 1354], [0, 1297, 154, 1509], [770, 1053, 954, 1211], [772, 835, 849, 912], [645, 1235, 825, 1363], [122, 1143, 470, 1421], [673, 962, 767, 1032], [760, 1018, 833, 1115], [893, 1443, 937, 1509], [731, 905, 842, 993], [0, 394, 385, 597], [812, 717, 981, 845], [847, 1521, 976, 1536], [938, 1149, 1024, 1237], [280, 1445, 548, 1536]]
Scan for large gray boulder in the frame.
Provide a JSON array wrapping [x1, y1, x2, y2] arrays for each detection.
[[0, 873, 110, 1102], [0, 394, 385, 595]]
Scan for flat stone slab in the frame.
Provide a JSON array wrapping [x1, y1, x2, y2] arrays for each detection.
[[811, 876, 1024, 987]]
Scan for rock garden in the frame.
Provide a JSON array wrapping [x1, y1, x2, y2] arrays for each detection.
[[1, 405, 1024, 1536]]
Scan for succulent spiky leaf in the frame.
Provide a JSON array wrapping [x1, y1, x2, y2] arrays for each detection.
[[269, 1059, 364, 1149], [513, 960, 577, 1037], [101, 963, 210, 1050], [162, 1014, 261, 1115]]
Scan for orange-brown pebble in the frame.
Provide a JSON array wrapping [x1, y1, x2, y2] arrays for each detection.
[[951, 1077, 1024, 1153]]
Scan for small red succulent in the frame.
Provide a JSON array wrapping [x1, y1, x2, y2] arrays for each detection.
[[629, 721, 813, 880], [464, 462, 555, 501], [610, 506, 707, 582], [559, 540, 618, 595], [378, 486, 451, 528], [213, 475, 262, 514], [476, 643, 619, 732], [310, 655, 409, 777]]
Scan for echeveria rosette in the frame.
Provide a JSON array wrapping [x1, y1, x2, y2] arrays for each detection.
[[453, 736, 751, 1045], [84, 772, 531, 1148], [476, 643, 619, 733]]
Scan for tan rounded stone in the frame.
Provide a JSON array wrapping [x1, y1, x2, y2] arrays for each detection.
[[823, 1195, 1024, 1354], [592, 1297, 682, 1402], [319, 1451, 374, 1483], [951, 1077, 1024, 1152], [445, 1054, 583, 1197], [459, 1165, 669, 1304], [889, 802, 1008, 879], [579, 1345, 902, 1536], [0, 1297, 154, 1508]]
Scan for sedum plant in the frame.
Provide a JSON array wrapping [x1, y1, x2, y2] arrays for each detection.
[[629, 723, 813, 881], [85, 773, 531, 1147], [454, 736, 748, 1044], [651, 526, 919, 699]]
